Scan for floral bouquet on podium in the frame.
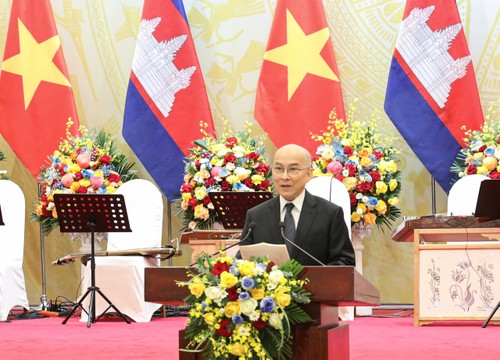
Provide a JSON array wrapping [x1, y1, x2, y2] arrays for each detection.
[[451, 101, 500, 180], [178, 121, 272, 230], [177, 254, 312, 360], [311, 102, 402, 229]]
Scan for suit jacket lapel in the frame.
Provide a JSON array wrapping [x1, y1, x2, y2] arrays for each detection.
[[293, 191, 317, 258], [265, 197, 282, 244]]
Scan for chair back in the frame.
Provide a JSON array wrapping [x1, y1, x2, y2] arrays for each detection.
[[447, 174, 489, 216], [305, 176, 352, 239], [0, 180, 26, 263], [107, 179, 163, 251]]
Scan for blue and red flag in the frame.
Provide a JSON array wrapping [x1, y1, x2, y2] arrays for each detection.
[[384, 0, 483, 193], [122, 0, 214, 201]]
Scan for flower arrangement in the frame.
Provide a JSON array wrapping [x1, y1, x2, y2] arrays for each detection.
[[0, 150, 7, 180], [310, 102, 402, 229], [179, 121, 272, 230], [177, 254, 312, 359], [31, 120, 138, 236], [451, 101, 500, 179]]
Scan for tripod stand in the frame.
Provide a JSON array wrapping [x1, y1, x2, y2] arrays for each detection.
[[482, 300, 500, 328], [53, 194, 132, 327]]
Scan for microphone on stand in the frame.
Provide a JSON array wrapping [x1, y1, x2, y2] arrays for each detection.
[[279, 221, 326, 266], [189, 222, 256, 266]]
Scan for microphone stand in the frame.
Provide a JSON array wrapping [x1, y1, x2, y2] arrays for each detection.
[[279, 224, 326, 266]]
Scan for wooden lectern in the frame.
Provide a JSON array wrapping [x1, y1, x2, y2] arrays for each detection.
[[145, 266, 379, 360]]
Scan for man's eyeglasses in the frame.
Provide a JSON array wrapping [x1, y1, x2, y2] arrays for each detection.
[[272, 166, 309, 175]]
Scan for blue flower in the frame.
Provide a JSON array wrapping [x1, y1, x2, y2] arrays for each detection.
[[366, 196, 378, 207], [241, 276, 256, 290], [82, 169, 94, 179], [484, 147, 496, 156], [219, 168, 229, 177], [259, 297, 275, 313], [238, 292, 250, 301], [229, 265, 240, 276], [232, 314, 244, 325]]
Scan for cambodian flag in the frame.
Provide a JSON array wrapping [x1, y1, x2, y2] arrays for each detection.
[[384, 0, 483, 193], [122, 0, 214, 201]]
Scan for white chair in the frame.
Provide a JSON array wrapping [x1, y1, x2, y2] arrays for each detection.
[[0, 180, 29, 321], [305, 176, 357, 320], [81, 179, 163, 322], [448, 174, 489, 216]]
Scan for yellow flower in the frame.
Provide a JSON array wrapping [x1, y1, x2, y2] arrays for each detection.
[[194, 204, 209, 220], [239, 261, 255, 276], [220, 271, 238, 288], [359, 156, 372, 167], [68, 163, 81, 173], [375, 181, 388, 195], [224, 301, 240, 317], [251, 174, 263, 184], [364, 212, 377, 225], [79, 178, 91, 188], [477, 166, 489, 174], [106, 185, 116, 194], [275, 292, 291, 307], [249, 288, 265, 300], [389, 179, 398, 191], [351, 212, 362, 222], [70, 182, 80, 192], [375, 200, 387, 215], [181, 192, 192, 201], [229, 343, 246, 357], [226, 174, 239, 185], [202, 312, 216, 325], [312, 167, 324, 177], [358, 147, 372, 157], [388, 197, 399, 205], [188, 277, 206, 298], [342, 177, 357, 191], [483, 156, 498, 171], [194, 186, 207, 201]]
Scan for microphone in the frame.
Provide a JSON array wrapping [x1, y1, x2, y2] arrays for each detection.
[[279, 221, 326, 266], [189, 222, 256, 266]]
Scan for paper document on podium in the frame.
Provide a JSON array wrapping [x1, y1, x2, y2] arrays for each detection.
[[239, 243, 290, 265]]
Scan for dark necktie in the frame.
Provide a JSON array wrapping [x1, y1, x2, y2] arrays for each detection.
[[284, 202, 296, 254]]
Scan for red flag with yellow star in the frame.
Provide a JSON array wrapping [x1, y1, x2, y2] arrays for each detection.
[[254, 0, 345, 155], [0, 0, 79, 177]]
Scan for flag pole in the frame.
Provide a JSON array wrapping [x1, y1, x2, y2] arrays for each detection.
[[431, 176, 437, 215], [38, 184, 48, 310]]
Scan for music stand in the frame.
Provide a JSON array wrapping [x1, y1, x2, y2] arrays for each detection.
[[53, 194, 132, 327], [476, 180, 500, 327], [208, 191, 273, 229]]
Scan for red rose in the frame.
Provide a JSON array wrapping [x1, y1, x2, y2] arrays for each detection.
[[356, 182, 372, 193], [224, 154, 236, 164], [181, 183, 193, 193], [334, 174, 344, 182], [345, 164, 357, 177], [344, 146, 354, 156], [369, 171, 381, 182], [211, 262, 230, 276], [41, 203, 51, 217], [74, 172, 83, 181], [479, 145, 487, 152], [188, 198, 199, 210], [252, 319, 267, 330], [489, 170, 500, 179], [243, 178, 254, 189], [100, 155, 111, 166], [107, 173, 121, 183], [349, 193, 358, 207], [227, 286, 238, 301], [256, 163, 270, 175], [372, 151, 384, 160], [225, 137, 238, 148], [257, 180, 271, 190], [266, 261, 276, 272], [204, 177, 216, 187], [77, 186, 88, 194], [221, 180, 231, 191], [246, 152, 260, 162], [203, 197, 211, 205], [466, 164, 477, 175], [215, 319, 233, 337]]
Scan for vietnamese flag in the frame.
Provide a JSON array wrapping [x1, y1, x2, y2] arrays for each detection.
[[0, 0, 79, 177], [254, 0, 345, 155]]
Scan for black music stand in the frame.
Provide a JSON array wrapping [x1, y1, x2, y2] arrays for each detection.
[[208, 191, 273, 229], [53, 194, 132, 327]]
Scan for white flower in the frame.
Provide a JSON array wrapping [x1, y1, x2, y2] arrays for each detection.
[[226, 162, 236, 171], [237, 324, 250, 337], [248, 310, 260, 321], [269, 313, 282, 329], [342, 169, 350, 177], [268, 269, 284, 283], [240, 298, 258, 316], [205, 286, 227, 305]]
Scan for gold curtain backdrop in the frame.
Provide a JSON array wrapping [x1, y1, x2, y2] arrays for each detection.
[[0, 0, 499, 305]]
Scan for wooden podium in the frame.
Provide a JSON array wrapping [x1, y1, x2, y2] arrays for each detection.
[[145, 266, 379, 359]]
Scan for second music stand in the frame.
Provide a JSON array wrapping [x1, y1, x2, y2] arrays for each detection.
[[53, 193, 132, 327]]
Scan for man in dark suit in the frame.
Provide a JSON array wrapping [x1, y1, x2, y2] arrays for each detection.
[[240, 144, 355, 266]]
